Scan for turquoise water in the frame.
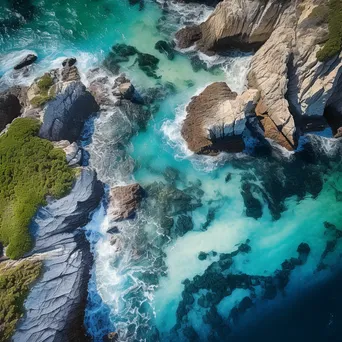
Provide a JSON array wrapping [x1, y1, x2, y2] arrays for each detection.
[[1, 1, 342, 341]]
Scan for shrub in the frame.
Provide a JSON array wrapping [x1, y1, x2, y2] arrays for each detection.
[[0, 260, 42, 342], [316, 0, 342, 62], [29, 74, 55, 107], [0, 118, 74, 259]]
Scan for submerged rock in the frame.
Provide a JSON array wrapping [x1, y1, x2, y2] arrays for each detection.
[[13, 53, 37, 70], [13, 168, 103, 342], [155, 40, 175, 60], [108, 183, 145, 222], [241, 182, 263, 219], [136, 52, 160, 79]]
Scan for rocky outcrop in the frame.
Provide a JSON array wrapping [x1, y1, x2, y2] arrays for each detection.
[[108, 183, 145, 222], [39, 81, 99, 142], [175, 0, 291, 53], [0, 92, 21, 132], [247, 1, 342, 148], [13, 168, 104, 342], [181, 82, 259, 154], [177, 0, 342, 150], [53, 140, 83, 167], [13, 53, 37, 70]]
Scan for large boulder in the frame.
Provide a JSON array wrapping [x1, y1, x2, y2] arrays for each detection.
[[108, 183, 145, 222], [13, 53, 37, 70], [39, 81, 99, 142], [181, 82, 259, 154], [12, 168, 104, 342], [0, 93, 21, 132]]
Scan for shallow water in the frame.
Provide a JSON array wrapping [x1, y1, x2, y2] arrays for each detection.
[[1, 1, 342, 341]]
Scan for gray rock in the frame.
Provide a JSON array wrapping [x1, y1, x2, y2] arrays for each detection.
[[64, 141, 83, 166], [0, 93, 21, 132], [39, 81, 99, 142], [13, 168, 103, 342], [14, 53, 37, 70], [62, 57, 77, 68]]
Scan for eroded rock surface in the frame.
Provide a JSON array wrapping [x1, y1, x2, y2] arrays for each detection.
[[0, 92, 21, 132], [108, 183, 145, 222], [39, 81, 99, 142], [13, 168, 104, 342], [181, 82, 259, 154], [176, 0, 342, 150]]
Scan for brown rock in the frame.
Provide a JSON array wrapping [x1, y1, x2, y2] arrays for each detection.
[[181, 82, 259, 154], [256, 101, 293, 151], [119, 82, 135, 100], [334, 127, 342, 139], [109, 183, 144, 221], [175, 25, 202, 49]]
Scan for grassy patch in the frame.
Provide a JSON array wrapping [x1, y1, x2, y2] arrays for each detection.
[[0, 118, 74, 259], [30, 74, 55, 107], [316, 0, 342, 62], [0, 259, 42, 342]]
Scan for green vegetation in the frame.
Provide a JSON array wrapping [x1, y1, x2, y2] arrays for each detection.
[[309, 4, 329, 23], [30, 74, 55, 107], [316, 0, 342, 62], [0, 118, 74, 259], [0, 260, 42, 342]]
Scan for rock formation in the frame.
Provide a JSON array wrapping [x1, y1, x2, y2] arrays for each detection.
[[13, 53, 37, 70], [176, 0, 342, 150], [108, 183, 145, 221], [53, 140, 83, 167], [181, 82, 259, 154], [39, 81, 99, 142], [0, 92, 21, 132], [13, 168, 104, 342]]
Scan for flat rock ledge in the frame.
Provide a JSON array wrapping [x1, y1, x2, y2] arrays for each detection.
[[181, 82, 259, 154], [13, 168, 104, 342]]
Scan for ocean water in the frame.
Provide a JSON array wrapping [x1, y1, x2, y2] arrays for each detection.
[[1, 1, 342, 342]]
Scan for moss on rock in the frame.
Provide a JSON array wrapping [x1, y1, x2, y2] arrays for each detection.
[[0, 259, 42, 342], [30, 73, 55, 107], [0, 118, 74, 259], [316, 0, 342, 62]]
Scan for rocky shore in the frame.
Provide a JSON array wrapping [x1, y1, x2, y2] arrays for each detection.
[[0, 0, 341, 340], [0, 58, 104, 340], [13, 169, 103, 342]]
